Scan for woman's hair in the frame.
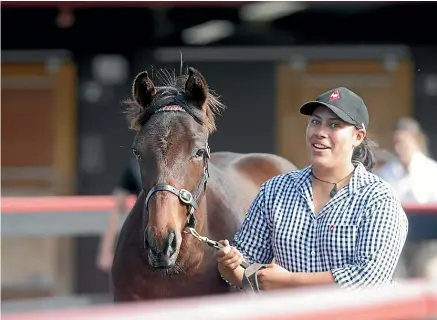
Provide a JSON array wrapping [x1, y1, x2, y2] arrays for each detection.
[[352, 136, 378, 172], [393, 117, 429, 156]]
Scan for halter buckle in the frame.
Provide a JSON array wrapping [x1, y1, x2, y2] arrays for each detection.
[[179, 189, 193, 205]]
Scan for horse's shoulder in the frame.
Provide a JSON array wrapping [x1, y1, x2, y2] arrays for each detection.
[[210, 151, 241, 170], [212, 151, 296, 173]]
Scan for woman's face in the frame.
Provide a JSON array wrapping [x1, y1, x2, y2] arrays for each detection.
[[393, 130, 419, 165], [305, 106, 365, 169]]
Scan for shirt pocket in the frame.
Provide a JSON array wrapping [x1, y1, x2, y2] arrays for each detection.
[[322, 224, 358, 269]]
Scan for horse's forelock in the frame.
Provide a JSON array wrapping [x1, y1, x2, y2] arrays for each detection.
[[124, 67, 225, 133]]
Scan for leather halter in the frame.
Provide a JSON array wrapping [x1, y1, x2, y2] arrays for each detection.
[[142, 100, 210, 235], [143, 143, 211, 238]]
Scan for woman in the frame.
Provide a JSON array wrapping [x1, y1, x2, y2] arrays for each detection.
[[216, 87, 409, 290], [377, 118, 437, 280], [377, 117, 437, 204]]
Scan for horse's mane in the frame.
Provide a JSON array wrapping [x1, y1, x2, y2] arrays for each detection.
[[124, 66, 226, 133]]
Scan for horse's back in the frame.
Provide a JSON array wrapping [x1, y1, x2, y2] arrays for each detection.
[[211, 151, 297, 187]]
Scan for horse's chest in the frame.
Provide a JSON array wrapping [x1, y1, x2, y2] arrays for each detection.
[[113, 258, 231, 301], [123, 274, 230, 301]]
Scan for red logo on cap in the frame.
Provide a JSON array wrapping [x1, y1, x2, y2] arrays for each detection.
[[329, 90, 340, 101]]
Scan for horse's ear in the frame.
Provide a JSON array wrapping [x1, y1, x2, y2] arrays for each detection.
[[132, 71, 156, 108], [185, 67, 208, 110]]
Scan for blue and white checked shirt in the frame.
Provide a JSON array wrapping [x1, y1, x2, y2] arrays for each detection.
[[231, 162, 409, 288]]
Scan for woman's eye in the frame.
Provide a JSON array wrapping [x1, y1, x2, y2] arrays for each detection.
[[310, 119, 320, 125], [330, 123, 339, 128], [132, 148, 141, 159]]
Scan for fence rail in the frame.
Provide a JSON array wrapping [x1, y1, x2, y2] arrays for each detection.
[[2, 280, 437, 320], [3, 196, 437, 214], [1, 196, 437, 238]]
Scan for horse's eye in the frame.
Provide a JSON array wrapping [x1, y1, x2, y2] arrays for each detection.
[[195, 149, 205, 158], [132, 148, 141, 160]]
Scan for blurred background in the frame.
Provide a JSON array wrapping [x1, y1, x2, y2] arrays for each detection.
[[2, 0, 437, 315]]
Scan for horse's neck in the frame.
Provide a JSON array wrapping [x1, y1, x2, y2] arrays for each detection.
[[203, 164, 243, 242]]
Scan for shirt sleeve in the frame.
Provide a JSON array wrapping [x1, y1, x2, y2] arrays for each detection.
[[331, 192, 409, 288], [231, 182, 274, 265]]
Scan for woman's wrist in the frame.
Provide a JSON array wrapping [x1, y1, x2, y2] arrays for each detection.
[[286, 271, 335, 287], [218, 263, 244, 288]]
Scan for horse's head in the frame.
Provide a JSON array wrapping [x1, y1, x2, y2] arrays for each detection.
[[125, 66, 224, 272]]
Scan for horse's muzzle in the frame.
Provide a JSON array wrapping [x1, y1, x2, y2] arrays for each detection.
[[144, 228, 178, 268]]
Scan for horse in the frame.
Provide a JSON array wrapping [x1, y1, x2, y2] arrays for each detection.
[[111, 65, 297, 302]]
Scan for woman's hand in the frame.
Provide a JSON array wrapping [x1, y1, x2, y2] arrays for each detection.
[[215, 239, 244, 270], [257, 263, 293, 291]]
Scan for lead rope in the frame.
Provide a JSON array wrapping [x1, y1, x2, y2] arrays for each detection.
[[181, 145, 263, 293], [182, 150, 249, 269]]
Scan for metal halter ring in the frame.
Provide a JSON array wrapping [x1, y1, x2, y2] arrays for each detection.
[[179, 189, 193, 204]]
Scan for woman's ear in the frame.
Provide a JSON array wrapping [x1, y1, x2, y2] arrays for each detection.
[[353, 129, 366, 147]]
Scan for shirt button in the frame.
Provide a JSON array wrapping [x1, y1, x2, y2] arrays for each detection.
[[311, 250, 315, 256]]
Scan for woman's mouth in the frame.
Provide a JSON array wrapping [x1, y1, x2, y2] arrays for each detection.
[[312, 143, 330, 150]]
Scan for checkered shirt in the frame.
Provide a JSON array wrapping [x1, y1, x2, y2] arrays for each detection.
[[231, 162, 409, 289]]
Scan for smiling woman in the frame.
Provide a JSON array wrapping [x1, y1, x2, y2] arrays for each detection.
[[301, 87, 377, 202], [216, 87, 409, 291]]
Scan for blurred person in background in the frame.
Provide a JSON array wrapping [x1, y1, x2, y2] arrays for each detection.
[[377, 117, 437, 203], [96, 158, 141, 273], [377, 117, 437, 280], [373, 148, 397, 173]]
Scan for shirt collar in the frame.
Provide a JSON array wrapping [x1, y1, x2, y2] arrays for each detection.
[[295, 162, 379, 196]]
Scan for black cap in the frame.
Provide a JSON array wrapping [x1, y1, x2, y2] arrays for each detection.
[[299, 87, 369, 130]]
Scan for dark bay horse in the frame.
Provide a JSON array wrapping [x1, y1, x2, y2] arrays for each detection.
[[111, 66, 297, 302]]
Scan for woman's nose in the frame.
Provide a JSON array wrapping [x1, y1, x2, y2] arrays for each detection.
[[316, 128, 328, 138]]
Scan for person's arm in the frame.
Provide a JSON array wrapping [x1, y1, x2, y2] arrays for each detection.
[[218, 182, 274, 288], [96, 165, 138, 271], [97, 188, 128, 259], [329, 192, 408, 288]]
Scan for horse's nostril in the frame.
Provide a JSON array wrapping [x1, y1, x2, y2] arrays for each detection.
[[144, 230, 158, 254], [167, 230, 177, 256], [170, 231, 177, 251]]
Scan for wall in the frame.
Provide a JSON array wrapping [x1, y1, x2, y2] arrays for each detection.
[[412, 46, 437, 159]]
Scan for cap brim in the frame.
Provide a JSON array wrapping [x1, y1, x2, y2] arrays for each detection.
[[300, 101, 358, 127]]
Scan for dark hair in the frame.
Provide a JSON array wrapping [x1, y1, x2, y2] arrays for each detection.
[[352, 136, 377, 171]]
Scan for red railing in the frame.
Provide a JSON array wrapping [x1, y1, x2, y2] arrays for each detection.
[[1, 196, 437, 214]]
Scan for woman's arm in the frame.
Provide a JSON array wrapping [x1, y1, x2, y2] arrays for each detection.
[[217, 258, 246, 288], [330, 193, 408, 288], [262, 191, 408, 290], [218, 182, 274, 287]]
